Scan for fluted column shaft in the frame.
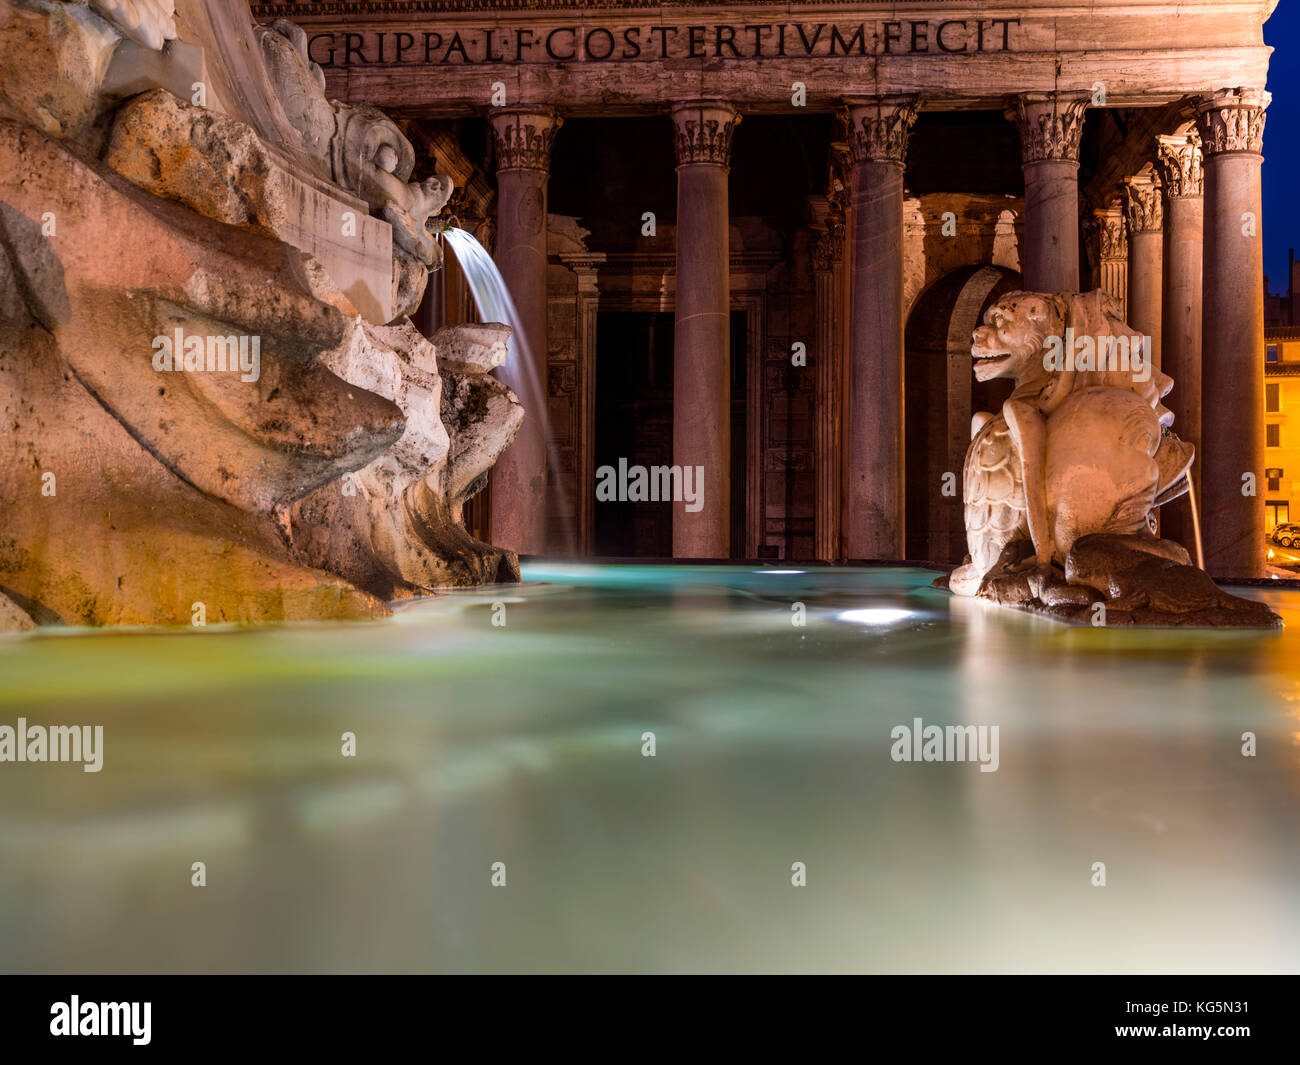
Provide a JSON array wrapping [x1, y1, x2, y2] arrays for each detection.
[[1092, 202, 1128, 317]]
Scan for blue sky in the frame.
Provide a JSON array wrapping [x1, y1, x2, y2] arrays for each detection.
[[1264, 0, 1296, 293]]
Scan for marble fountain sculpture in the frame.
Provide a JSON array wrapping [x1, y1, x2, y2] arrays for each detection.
[[0, 2, 523, 629], [941, 289, 1280, 627]]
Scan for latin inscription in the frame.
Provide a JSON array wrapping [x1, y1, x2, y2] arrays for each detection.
[[308, 19, 1022, 68]]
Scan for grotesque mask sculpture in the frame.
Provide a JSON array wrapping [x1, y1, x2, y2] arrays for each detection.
[[946, 290, 1278, 627]]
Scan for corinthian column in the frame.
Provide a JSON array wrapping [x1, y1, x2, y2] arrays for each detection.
[[1010, 92, 1089, 292], [489, 106, 561, 556], [1153, 131, 1205, 555], [1092, 201, 1128, 316], [842, 95, 918, 560], [1195, 88, 1269, 577], [671, 99, 740, 558], [1123, 172, 1163, 370]]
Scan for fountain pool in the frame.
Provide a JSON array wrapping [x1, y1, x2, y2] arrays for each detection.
[[1, 563, 1297, 973]]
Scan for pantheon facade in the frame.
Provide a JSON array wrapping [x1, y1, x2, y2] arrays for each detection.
[[251, 0, 1276, 577]]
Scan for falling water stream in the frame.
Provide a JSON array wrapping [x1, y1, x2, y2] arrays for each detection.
[[1185, 476, 1205, 570], [442, 228, 574, 553]]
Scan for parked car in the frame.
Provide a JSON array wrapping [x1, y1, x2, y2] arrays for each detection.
[[1271, 523, 1300, 548]]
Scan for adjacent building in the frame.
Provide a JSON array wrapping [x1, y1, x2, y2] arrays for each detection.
[[1265, 327, 1300, 531]]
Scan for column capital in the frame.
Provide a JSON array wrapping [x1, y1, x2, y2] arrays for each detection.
[[1154, 131, 1204, 198], [811, 145, 851, 269], [1194, 87, 1270, 157], [1093, 202, 1127, 260], [670, 99, 741, 168], [826, 141, 853, 210], [1008, 91, 1090, 164], [1123, 173, 1163, 233], [489, 107, 563, 172], [841, 95, 919, 166], [809, 221, 844, 272]]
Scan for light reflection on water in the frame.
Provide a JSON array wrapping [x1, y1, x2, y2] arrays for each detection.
[[0, 564, 1297, 973]]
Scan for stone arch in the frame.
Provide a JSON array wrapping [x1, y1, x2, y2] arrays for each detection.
[[904, 263, 1021, 563]]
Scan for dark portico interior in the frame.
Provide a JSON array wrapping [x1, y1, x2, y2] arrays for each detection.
[[413, 103, 1178, 562]]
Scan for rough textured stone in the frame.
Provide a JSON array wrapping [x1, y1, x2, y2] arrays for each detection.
[[287, 316, 450, 595], [941, 534, 1280, 628], [0, 2, 526, 627], [0, 121, 395, 624], [105, 89, 396, 323], [106, 88, 288, 231], [432, 323, 509, 374], [287, 316, 522, 595], [0, 0, 117, 139], [0, 590, 36, 633], [441, 369, 524, 504]]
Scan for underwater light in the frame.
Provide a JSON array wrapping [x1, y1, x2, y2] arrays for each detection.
[[756, 569, 805, 575], [837, 608, 913, 625]]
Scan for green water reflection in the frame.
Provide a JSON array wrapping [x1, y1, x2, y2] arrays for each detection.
[[0, 564, 1297, 972]]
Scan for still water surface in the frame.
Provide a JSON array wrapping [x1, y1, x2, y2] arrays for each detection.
[[1, 564, 1296, 972]]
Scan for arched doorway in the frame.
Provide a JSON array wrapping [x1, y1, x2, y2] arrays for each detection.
[[904, 265, 1021, 563]]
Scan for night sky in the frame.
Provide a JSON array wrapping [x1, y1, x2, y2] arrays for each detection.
[[1264, 0, 1295, 294]]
